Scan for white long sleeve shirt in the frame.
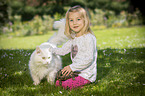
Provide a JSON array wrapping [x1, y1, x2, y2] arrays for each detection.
[[52, 33, 97, 82]]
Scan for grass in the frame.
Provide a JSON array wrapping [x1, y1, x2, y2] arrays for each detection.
[[0, 26, 145, 96], [0, 32, 53, 49]]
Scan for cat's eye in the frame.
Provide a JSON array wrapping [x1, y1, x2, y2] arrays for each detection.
[[42, 57, 45, 59], [48, 57, 50, 59]]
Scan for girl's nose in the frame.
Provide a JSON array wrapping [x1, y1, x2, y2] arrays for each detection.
[[73, 20, 77, 25]]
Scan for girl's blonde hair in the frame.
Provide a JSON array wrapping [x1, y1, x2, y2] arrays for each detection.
[[65, 5, 93, 39]]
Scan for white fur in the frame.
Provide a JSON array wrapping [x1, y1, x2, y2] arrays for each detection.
[[29, 42, 62, 85], [48, 18, 68, 45], [29, 18, 67, 85]]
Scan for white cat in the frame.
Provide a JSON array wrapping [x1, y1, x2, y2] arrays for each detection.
[[29, 42, 62, 85], [29, 18, 66, 85]]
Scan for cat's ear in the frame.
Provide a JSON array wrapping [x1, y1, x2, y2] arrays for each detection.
[[48, 47, 52, 52], [36, 46, 41, 54]]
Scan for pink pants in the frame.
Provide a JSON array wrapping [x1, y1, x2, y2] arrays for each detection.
[[55, 76, 91, 90]]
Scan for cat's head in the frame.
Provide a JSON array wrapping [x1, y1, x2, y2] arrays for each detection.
[[35, 46, 53, 65]]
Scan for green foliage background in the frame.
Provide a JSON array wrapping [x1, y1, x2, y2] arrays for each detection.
[[0, 1, 145, 95], [0, 26, 145, 95]]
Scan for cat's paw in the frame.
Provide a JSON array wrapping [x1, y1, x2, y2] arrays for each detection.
[[33, 81, 40, 85], [47, 78, 54, 85], [49, 81, 54, 85]]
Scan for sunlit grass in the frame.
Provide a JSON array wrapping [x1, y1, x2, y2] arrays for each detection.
[[0, 26, 145, 49], [0, 26, 145, 95], [0, 32, 54, 49], [93, 26, 145, 49]]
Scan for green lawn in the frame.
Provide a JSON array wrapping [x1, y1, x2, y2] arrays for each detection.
[[0, 26, 145, 96]]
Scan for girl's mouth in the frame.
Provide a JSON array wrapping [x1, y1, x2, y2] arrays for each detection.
[[74, 26, 79, 28]]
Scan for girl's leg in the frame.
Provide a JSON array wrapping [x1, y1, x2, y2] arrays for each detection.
[[55, 76, 91, 90]]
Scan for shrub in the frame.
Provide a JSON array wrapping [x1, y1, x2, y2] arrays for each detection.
[[1, 8, 143, 37], [1, 15, 54, 37], [90, 8, 143, 29]]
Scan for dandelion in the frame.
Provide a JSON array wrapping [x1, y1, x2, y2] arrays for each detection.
[[14, 71, 23, 75], [59, 91, 62, 94], [9, 53, 13, 56], [127, 52, 129, 54], [28, 53, 31, 55], [126, 36, 129, 39], [103, 42, 106, 44], [3, 27, 8, 33], [103, 50, 106, 55], [5, 74, 7, 76], [103, 50, 105, 53], [9, 21, 13, 26], [9, 28, 13, 32], [109, 53, 112, 56], [1, 76, 4, 79], [31, 87, 36, 90], [105, 63, 111, 67], [39, 32, 43, 34], [124, 48, 126, 53], [104, 17, 107, 20]]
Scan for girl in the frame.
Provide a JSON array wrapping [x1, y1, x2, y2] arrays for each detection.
[[51, 5, 97, 90]]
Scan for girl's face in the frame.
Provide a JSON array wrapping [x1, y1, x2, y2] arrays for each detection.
[[68, 12, 84, 34]]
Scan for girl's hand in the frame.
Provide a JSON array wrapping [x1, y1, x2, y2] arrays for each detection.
[[61, 66, 72, 76]]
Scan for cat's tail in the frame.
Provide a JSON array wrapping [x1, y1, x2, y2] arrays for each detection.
[[53, 18, 65, 29], [48, 18, 68, 46]]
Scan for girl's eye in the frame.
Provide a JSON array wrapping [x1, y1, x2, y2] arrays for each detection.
[[42, 57, 45, 59], [48, 57, 50, 59], [70, 20, 73, 22], [78, 18, 81, 21]]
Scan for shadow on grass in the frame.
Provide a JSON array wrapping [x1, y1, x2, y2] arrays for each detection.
[[82, 47, 145, 96], [0, 47, 145, 95]]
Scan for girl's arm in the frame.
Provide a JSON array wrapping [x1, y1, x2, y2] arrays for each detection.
[[51, 40, 72, 56]]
